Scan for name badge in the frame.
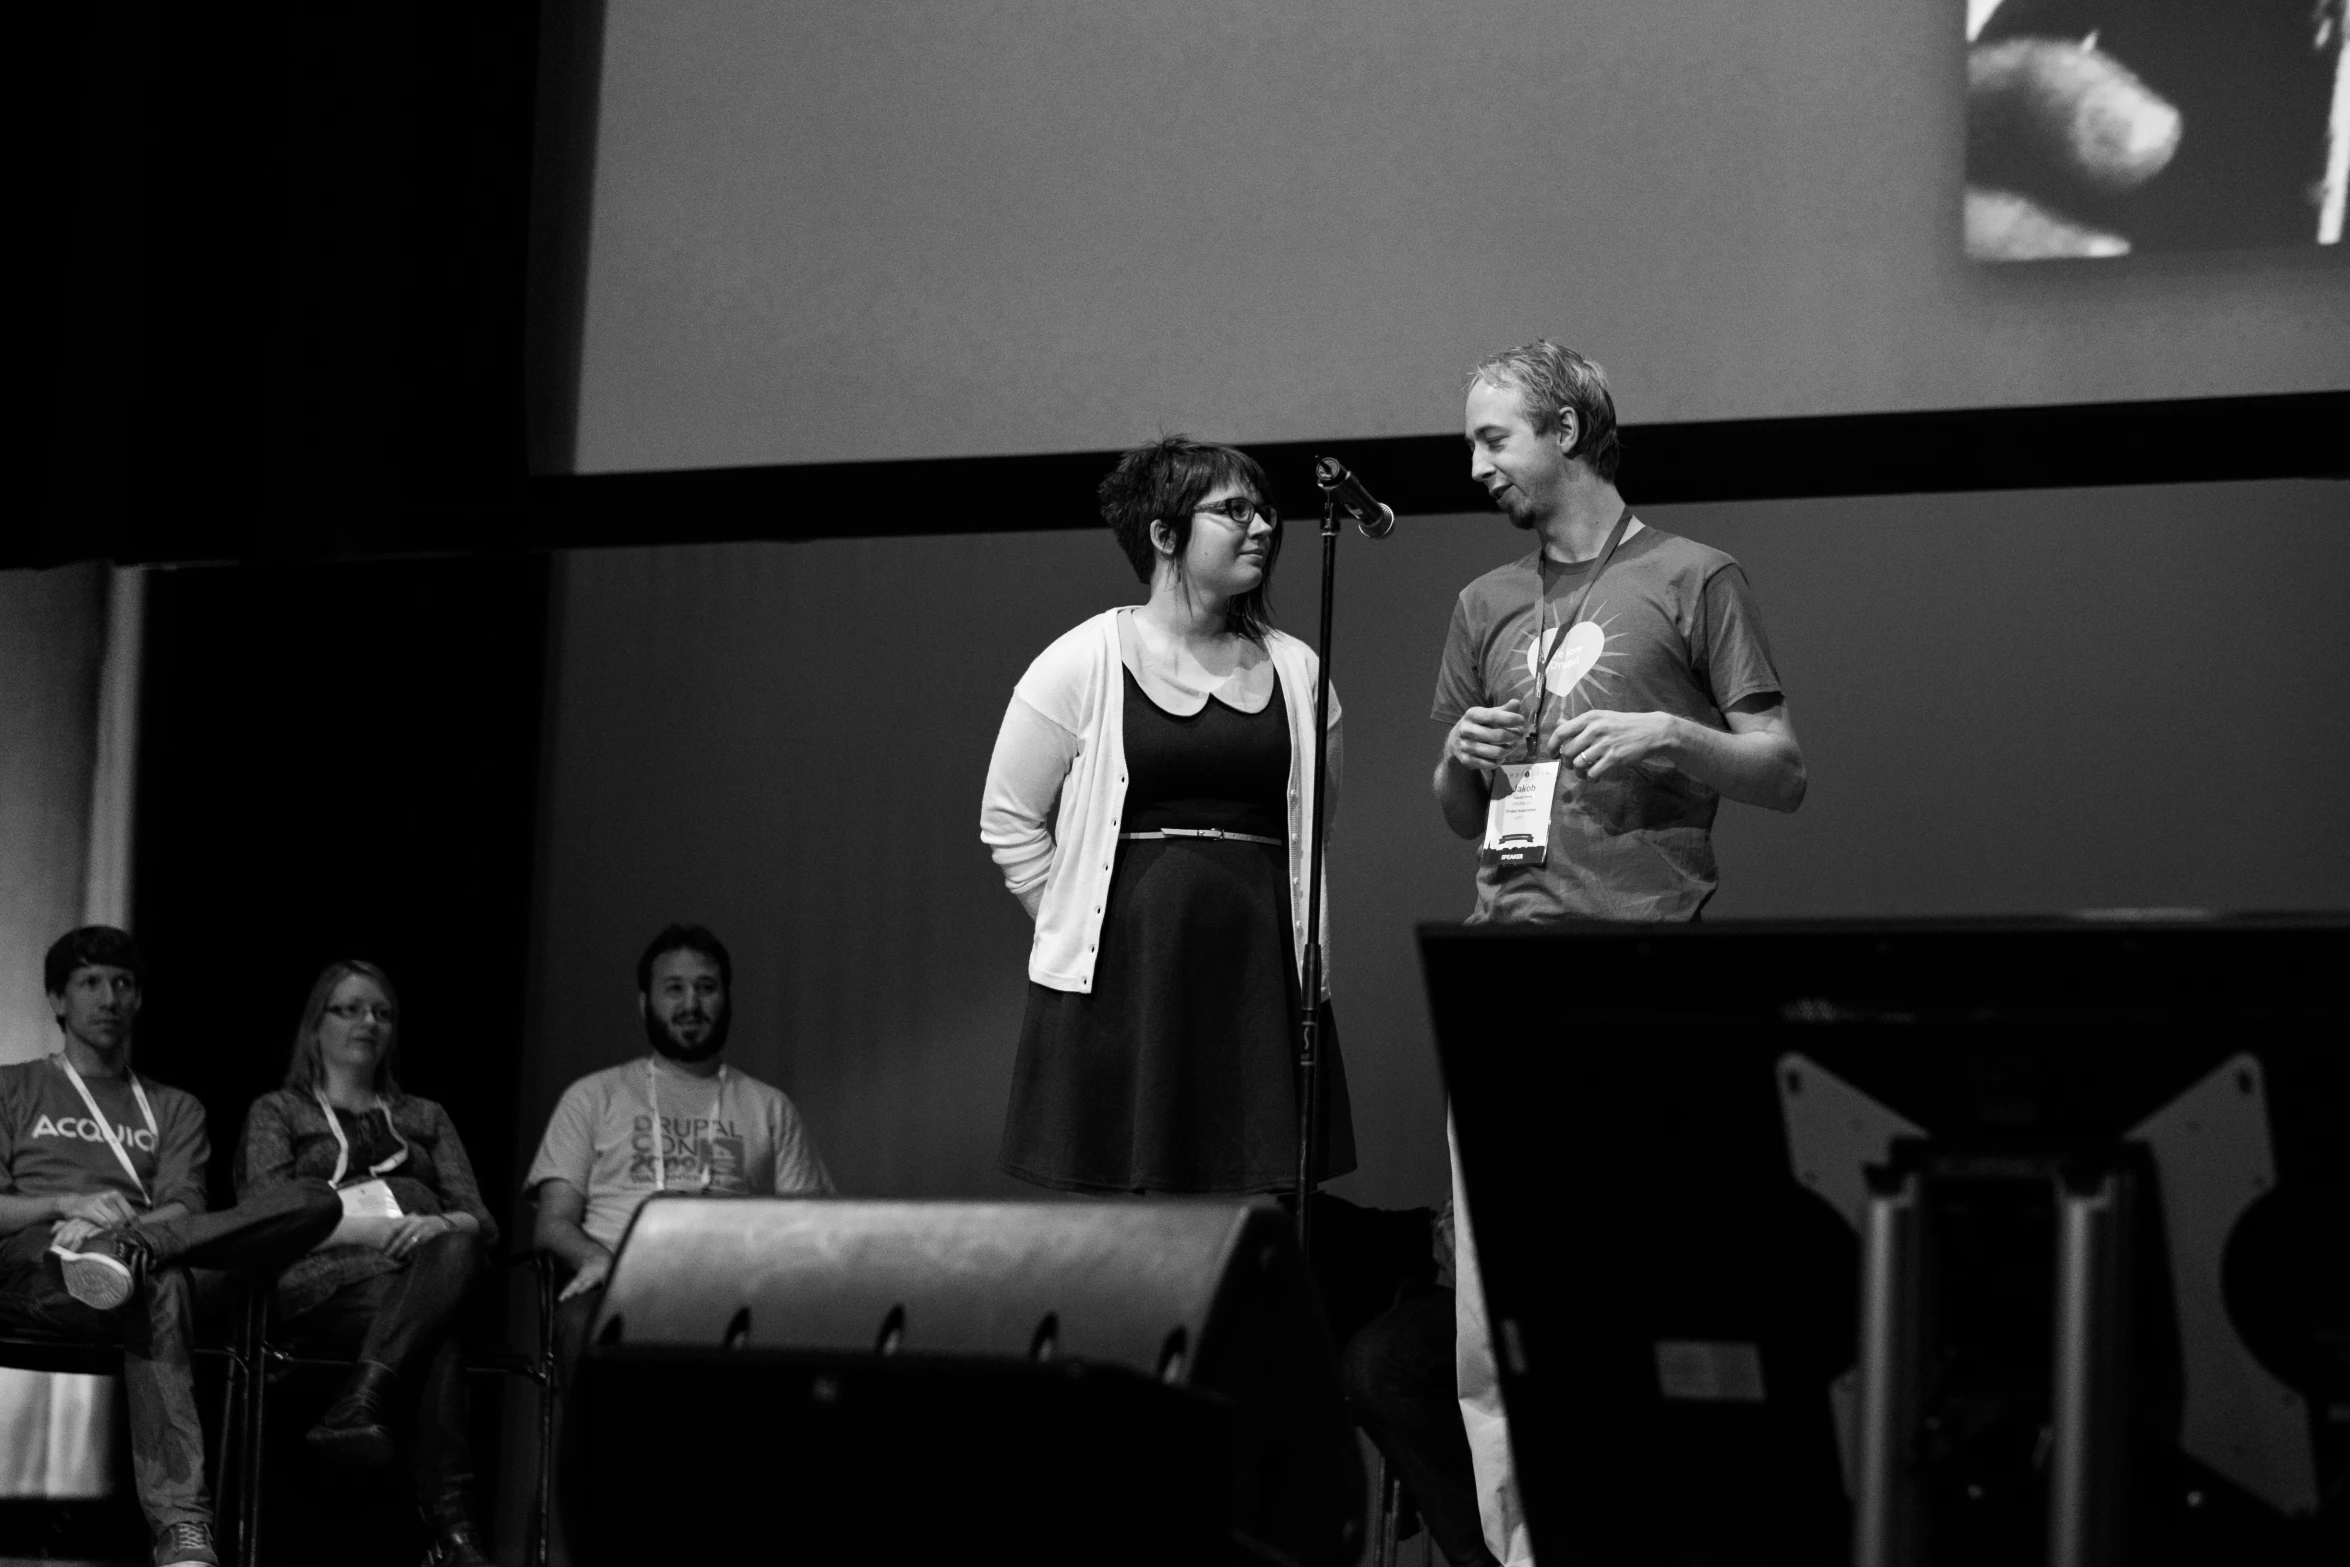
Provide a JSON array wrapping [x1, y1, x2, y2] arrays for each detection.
[[1481, 760, 1557, 867], [337, 1179, 403, 1219]]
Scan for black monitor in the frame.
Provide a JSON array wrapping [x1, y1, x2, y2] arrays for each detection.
[[1422, 914, 2346, 1566]]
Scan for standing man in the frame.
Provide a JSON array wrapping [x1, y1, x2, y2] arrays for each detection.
[[0, 927, 340, 1567], [1431, 342, 1806, 1561], [524, 924, 831, 1563]]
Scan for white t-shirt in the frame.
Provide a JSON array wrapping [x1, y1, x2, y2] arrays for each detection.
[[524, 1055, 833, 1251]]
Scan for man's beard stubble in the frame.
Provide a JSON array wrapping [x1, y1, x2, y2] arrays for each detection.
[[1501, 488, 1548, 532], [646, 1004, 730, 1063]]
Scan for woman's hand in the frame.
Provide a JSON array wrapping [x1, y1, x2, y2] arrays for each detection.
[[381, 1214, 454, 1261]]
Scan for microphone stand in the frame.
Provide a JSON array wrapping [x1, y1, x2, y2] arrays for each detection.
[[1293, 487, 1341, 1261]]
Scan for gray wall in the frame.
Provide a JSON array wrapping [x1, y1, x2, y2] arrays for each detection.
[[0, 564, 105, 1066], [520, 477, 2350, 1212], [0, 562, 117, 1501]]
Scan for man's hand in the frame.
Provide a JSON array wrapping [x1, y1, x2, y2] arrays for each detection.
[[1434, 701, 1527, 839], [1548, 708, 1680, 779], [48, 1190, 145, 1252], [54, 1190, 140, 1232], [1443, 700, 1528, 772], [50, 1216, 106, 1251], [557, 1251, 612, 1302]]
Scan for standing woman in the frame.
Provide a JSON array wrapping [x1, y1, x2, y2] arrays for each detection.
[[981, 436, 1354, 1195], [235, 960, 497, 1567]]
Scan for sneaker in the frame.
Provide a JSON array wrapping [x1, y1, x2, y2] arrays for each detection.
[[52, 1227, 147, 1311], [154, 1519, 220, 1566]]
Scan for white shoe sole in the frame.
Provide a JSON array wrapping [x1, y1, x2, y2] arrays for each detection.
[[53, 1246, 134, 1311]]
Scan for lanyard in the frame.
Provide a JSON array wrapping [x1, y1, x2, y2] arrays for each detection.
[[56, 1055, 159, 1203], [312, 1087, 410, 1187], [646, 1057, 725, 1193], [1524, 503, 1635, 755]]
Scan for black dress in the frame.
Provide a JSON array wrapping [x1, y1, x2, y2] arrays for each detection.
[[1001, 666, 1356, 1194]]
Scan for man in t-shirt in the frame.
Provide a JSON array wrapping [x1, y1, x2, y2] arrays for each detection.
[[0, 927, 340, 1567], [1429, 341, 1808, 1563], [524, 923, 831, 1560]]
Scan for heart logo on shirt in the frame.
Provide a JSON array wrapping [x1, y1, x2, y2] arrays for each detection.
[[1528, 619, 1605, 695]]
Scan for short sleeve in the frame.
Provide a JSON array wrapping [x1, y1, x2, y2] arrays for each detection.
[[1430, 593, 1483, 727], [769, 1095, 833, 1196], [1692, 564, 1784, 713], [523, 1079, 602, 1197], [150, 1092, 210, 1215]]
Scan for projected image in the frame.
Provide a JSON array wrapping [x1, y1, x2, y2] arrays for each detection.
[[1964, 0, 2349, 260]]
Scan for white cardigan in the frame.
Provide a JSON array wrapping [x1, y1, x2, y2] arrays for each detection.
[[980, 608, 1337, 994]]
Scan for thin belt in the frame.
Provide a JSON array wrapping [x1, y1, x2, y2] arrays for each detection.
[[1119, 827, 1283, 846]]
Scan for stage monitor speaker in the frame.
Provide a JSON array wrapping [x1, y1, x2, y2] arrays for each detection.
[[570, 1198, 1365, 1566], [1426, 914, 2349, 1567]]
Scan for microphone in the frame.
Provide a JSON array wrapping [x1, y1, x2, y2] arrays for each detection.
[[1314, 456, 1397, 539]]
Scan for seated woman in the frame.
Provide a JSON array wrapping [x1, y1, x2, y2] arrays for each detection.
[[235, 959, 497, 1567]]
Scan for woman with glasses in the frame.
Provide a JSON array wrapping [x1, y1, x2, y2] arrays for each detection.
[[981, 436, 1354, 1197], [234, 960, 497, 1567]]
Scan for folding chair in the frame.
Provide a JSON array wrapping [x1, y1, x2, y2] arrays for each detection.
[[0, 1315, 254, 1553]]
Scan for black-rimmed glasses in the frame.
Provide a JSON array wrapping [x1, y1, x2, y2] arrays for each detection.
[[1193, 497, 1278, 528]]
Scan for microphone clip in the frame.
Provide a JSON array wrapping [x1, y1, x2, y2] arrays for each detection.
[[1313, 456, 1397, 539]]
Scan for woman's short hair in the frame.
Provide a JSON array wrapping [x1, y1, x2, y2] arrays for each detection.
[[1466, 340, 1622, 483], [282, 959, 404, 1097], [1098, 436, 1282, 643]]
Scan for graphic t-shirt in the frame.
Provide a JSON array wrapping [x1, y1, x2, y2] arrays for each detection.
[[0, 1055, 209, 1215], [1431, 523, 1784, 922], [524, 1056, 833, 1251]]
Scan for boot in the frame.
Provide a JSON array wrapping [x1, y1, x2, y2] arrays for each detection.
[[418, 1518, 492, 1567], [306, 1360, 398, 1469]]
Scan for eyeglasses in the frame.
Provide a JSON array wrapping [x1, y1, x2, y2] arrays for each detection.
[[325, 1001, 396, 1025], [1192, 497, 1278, 529]]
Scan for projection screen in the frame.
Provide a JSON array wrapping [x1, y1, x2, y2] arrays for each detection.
[[568, 0, 2350, 476]]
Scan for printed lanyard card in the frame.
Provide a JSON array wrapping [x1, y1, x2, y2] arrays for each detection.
[[337, 1178, 404, 1218], [1481, 760, 1557, 867]]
